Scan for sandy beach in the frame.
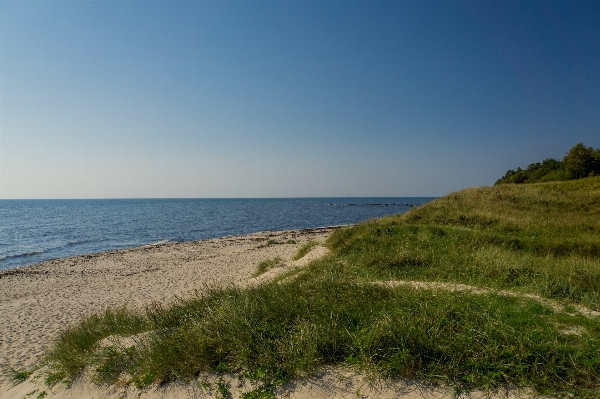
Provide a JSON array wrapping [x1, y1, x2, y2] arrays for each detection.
[[0, 227, 536, 399], [0, 228, 335, 381]]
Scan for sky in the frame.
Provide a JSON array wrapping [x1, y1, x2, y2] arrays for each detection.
[[1, 0, 599, 199]]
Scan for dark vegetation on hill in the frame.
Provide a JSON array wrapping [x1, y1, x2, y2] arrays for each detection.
[[496, 143, 600, 185], [42, 177, 600, 397]]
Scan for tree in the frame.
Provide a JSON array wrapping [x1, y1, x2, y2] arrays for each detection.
[[563, 143, 594, 179], [495, 143, 600, 185]]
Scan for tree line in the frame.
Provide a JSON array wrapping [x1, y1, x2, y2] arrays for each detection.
[[495, 143, 600, 185]]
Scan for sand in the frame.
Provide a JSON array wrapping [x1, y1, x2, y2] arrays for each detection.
[[0, 227, 537, 399]]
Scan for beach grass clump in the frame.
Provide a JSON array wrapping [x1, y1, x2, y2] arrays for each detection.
[[292, 241, 317, 261], [44, 307, 149, 379], [253, 257, 283, 277], [44, 177, 600, 396]]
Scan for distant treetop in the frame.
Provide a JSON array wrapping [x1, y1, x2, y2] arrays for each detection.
[[495, 143, 600, 185]]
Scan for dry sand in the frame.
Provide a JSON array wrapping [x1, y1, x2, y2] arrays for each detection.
[[0, 227, 537, 398]]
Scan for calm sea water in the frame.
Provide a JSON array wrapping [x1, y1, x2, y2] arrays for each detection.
[[0, 197, 434, 271]]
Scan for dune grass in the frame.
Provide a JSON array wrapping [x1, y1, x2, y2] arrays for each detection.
[[44, 177, 600, 397], [292, 241, 317, 261], [252, 257, 283, 277], [329, 180, 600, 310]]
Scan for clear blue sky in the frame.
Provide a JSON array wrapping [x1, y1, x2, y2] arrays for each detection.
[[1, 0, 599, 198]]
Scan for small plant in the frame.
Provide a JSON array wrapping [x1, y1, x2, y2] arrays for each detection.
[[10, 368, 32, 384], [241, 384, 276, 399], [45, 371, 66, 387], [253, 257, 283, 277], [240, 368, 283, 399], [200, 379, 212, 390], [214, 362, 230, 373], [285, 239, 296, 244], [266, 239, 278, 245], [292, 241, 317, 260], [216, 377, 231, 399], [37, 391, 47, 399]]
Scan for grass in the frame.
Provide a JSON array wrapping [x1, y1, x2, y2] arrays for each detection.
[[10, 368, 33, 384], [535, 175, 600, 192], [252, 257, 283, 277], [329, 180, 600, 309], [44, 177, 600, 397], [292, 241, 317, 261], [44, 307, 149, 379]]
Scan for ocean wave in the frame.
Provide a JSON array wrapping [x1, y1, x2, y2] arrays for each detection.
[[0, 249, 44, 262]]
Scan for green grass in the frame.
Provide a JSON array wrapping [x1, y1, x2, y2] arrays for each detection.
[[10, 368, 33, 384], [252, 257, 283, 277], [44, 307, 149, 379], [44, 177, 600, 397], [328, 180, 600, 309], [292, 241, 317, 261], [535, 176, 600, 192]]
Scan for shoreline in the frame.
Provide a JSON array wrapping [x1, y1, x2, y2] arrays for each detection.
[[0, 224, 351, 274], [0, 225, 348, 275], [0, 226, 340, 387]]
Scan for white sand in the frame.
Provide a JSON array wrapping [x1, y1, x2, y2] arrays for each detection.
[[0, 227, 536, 398]]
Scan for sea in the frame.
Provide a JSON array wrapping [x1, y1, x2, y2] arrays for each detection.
[[0, 197, 434, 271]]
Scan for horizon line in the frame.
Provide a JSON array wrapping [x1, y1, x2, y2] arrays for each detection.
[[0, 195, 440, 201]]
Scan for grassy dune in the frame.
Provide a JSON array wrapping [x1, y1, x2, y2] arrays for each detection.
[[333, 176, 600, 309], [43, 177, 600, 397]]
